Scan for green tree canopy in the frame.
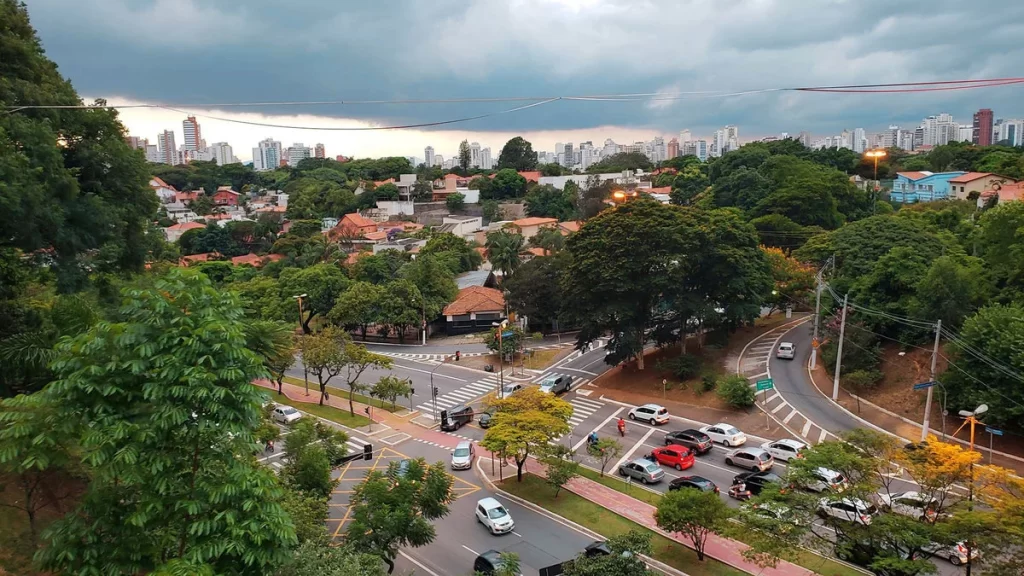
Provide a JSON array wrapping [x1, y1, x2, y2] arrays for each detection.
[[497, 136, 538, 171], [489, 168, 529, 200], [485, 230, 525, 278], [279, 263, 351, 333], [587, 152, 653, 173], [525, 184, 576, 220]]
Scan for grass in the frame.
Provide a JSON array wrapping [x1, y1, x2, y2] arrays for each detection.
[[503, 474, 744, 576], [523, 348, 562, 370], [282, 376, 400, 412], [270, 392, 372, 428], [575, 465, 663, 506]]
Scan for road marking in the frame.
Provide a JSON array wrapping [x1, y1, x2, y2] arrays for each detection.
[[747, 371, 769, 380], [801, 421, 812, 437], [512, 531, 523, 537], [400, 551, 443, 576], [558, 367, 599, 376], [572, 407, 623, 452], [818, 428, 829, 443], [783, 409, 798, 424], [764, 392, 780, 404], [576, 389, 593, 397], [390, 363, 469, 382], [460, 545, 478, 556], [772, 402, 789, 414], [612, 427, 657, 471]]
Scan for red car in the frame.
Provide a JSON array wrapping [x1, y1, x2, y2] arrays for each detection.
[[648, 445, 695, 471]]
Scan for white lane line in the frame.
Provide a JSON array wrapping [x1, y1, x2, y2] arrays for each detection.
[[389, 362, 469, 382], [612, 427, 657, 472], [572, 397, 604, 410], [747, 371, 769, 379], [559, 367, 599, 376], [801, 421, 812, 437], [764, 392, 781, 404], [399, 551, 443, 576], [572, 407, 624, 452], [772, 401, 789, 414], [782, 408, 798, 424], [818, 428, 829, 444], [511, 531, 523, 538]]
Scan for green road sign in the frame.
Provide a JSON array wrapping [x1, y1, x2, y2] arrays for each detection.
[[755, 378, 774, 392]]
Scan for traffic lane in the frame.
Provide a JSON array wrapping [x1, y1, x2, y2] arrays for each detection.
[[806, 521, 961, 576]]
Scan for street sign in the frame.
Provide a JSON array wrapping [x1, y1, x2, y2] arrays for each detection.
[[755, 379, 774, 392], [501, 330, 515, 338], [986, 427, 1003, 436], [913, 381, 937, 391], [811, 338, 820, 349]]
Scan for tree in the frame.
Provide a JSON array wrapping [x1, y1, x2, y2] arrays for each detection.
[[910, 255, 991, 330], [539, 162, 564, 176], [485, 229, 525, 278], [28, 269, 295, 574], [459, 140, 472, 171], [278, 491, 330, 546], [762, 246, 816, 316], [574, 177, 616, 220], [481, 199, 504, 223], [279, 264, 351, 333], [562, 530, 654, 576], [339, 339, 392, 416], [479, 387, 572, 481], [300, 326, 347, 406], [378, 280, 425, 344], [504, 251, 566, 332], [529, 226, 566, 255], [483, 324, 524, 358], [716, 375, 756, 408], [750, 214, 813, 250], [655, 487, 733, 561], [345, 458, 454, 573], [497, 136, 538, 171], [189, 194, 215, 216], [592, 438, 623, 477], [285, 418, 350, 471], [375, 182, 400, 200], [329, 282, 384, 340], [491, 168, 529, 199], [398, 254, 459, 319], [282, 419, 347, 499], [525, 184, 575, 220], [710, 166, 771, 210], [370, 376, 413, 410], [276, 540, 386, 576], [539, 445, 579, 498], [446, 191, 466, 211], [420, 232, 482, 274], [587, 152, 653, 173], [247, 319, 297, 395], [411, 179, 433, 201], [351, 249, 410, 285], [977, 201, 1024, 299], [670, 170, 710, 206]]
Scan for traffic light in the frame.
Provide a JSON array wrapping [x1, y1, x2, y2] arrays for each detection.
[[363, 443, 372, 461], [439, 410, 448, 423], [432, 387, 438, 399]]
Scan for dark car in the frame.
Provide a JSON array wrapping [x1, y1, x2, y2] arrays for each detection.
[[835, 538, 922, 576], [664, 429, 713, 454], [478, 406, 497, 428], [733, 471, 785, 496], [669, 475, 719, 494], [474, 550, 508, 574]]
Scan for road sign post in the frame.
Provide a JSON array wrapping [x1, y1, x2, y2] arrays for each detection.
[[986, 427, 1003, 464], [755, 379, 774, 428]]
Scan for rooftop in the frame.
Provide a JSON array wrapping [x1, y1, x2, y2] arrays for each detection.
[[511, 217, 558, 228], [455, 269, 497, 290], [442, 285, 505, 316], [949, 172, 996, 183]]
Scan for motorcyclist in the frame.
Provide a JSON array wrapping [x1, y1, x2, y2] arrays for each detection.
[[588, 431, 599, 446], [617, 417, 626, 437]]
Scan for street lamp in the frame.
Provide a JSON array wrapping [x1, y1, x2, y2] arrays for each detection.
[[493, 320, 508, 395], [291, 293, 308, 331], [953, 403, 988, 576], [864, 149, 887, 190], [292, 293, 309, 395], [611, 189, 637, 204]]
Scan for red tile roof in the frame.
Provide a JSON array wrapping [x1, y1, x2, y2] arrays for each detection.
[[949, 172, 994, 183], [341, 213, 377, 229], [165, 221, 206, 232], [175, 191, 201, 203], [983, 182, 1024, 203], [231, 253, 264, 266], [558, 221, 581, 234], [897, 171, 931, 181], [363, 230, 389, 241], [150, 176, 176, 190], [345, 251, 371, 265], [442, 286, 505, 316], [523, 247, 547, 257], [378, 221, 423, 232], [646, 186, 671, 194], [511, 217, 558, 228], [518, 171, 542, 182], [179, 253, 215, 266]]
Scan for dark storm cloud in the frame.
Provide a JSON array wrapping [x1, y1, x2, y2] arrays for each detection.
[[23, 0, 1024, 135]]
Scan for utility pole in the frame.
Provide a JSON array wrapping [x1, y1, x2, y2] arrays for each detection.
[[921, 319, 942, 441], [831, 293, 849, 401], [811, 274, 823, 370]]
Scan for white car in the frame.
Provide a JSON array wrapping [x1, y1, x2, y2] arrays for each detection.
[[272, 406, 302, 424], [923, 541, 978, 566], [805, 467, 848, 493], [877, 491, 940, 522], [475, 497, 514, 534], [761, 439, 807, 462], [497, 384, 523, 399], [817, 497, 877, 525], [451, 441, 475, 471], [776, 342, 795, 359], [628, 404, 669, 425], [699, 423, 747, 447]]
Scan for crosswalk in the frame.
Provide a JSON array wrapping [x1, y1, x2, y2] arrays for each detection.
[[266, 433, 371, 471], [551, 395, 605, 443], [536, 371, 592, 390], [416, 375, 503, 420]]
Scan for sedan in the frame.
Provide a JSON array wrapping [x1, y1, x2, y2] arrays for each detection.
[[538, 374, 572, 394], [272, 406, 302, 425], [478, 406, 497, 428], [776, 342, 795, 359], [877, 491, 940, 522], [497, 384, 522, 399], [725, 447, 774, 472], [817, 498, 878, 525], [648, 445, 695, 471], [761, 439, 807, 462], [699, 423, 747, 447], [618, 459, 665, 484], [664, 429, 713, 454], [733, 471, 785, 496], [669, 475, 719, 494]]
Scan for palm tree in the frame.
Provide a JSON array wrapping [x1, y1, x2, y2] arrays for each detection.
[[243, 320, 296, 395], [485, 230, 525, 279]]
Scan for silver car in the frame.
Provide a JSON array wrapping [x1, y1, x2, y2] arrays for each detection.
[[618, 458, 665, 484], [725, 447, 774, 472], [777, 342, 795, 359], [451, 441, 475, 470]]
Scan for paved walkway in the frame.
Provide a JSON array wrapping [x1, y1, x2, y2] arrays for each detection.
[[487, 458, 813, 576], [255, 378, 410, 435]]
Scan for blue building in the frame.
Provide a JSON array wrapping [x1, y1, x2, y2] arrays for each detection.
[[890, 171, 966, 203]]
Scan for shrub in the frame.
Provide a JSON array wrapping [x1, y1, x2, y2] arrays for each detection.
[[842, 369, 883, 390], [699, 374, 717, 394], [716, 375, 755, 408], [658, 354, 703, 380]]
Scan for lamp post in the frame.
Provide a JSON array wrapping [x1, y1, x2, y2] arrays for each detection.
[[493, 320, 508, 395], [953, 403, 988, 576], [292, 293, 308, 332], [864, 149, 887, 192], [292, 293, 309, 395], [611, 189, 637, 204]]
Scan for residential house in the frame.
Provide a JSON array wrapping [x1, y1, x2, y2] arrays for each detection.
[[508, 217, 558, 240], [164, 202, 200, 223], [439, 215, 483, 239], [521, 246, 548, 262], [163, 221, 206, 242], [377, 220, 424, 234], [442, 285, 506, 335], [557, 221, 581, 236], [948, 173, 1016, 200], [150, 177, 178, 202], [174, 190, 201, 204], [890, 171, 967, 203], [230, 253, 269, 267], [372, 237, 427, 254], [179, 252, 218, 266], [329, 213, 379, 239], [212, 186, 240, 207], [979, 181, 1024, 208]]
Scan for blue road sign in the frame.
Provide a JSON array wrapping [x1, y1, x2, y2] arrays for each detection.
[[501, 330, 515, 338], [985, 427, 1003, 436], [912, 381, 936, 390]]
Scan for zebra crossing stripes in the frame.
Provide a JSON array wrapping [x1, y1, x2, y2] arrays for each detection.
[[536, 371, 591, 391], [266, 433, 369, 471], [551, 396, 605, 442], [415, 376, 501, 419]]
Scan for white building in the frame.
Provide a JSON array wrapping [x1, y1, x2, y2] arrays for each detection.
[[145, 144, 160, 163], [679, 129, 691, 143], [853, 128, 867, 153], [480, 147, 493, 170], [694, 140, 708, 162], [252, 138, 282, 171], [995, 119, 1024, 146], [157, 130, 177, 165], [958, 124, 974, 142], [209, 142, 234, 166], [182, 116, 202, 152], [424, 146, 435, 167], [470, 142, 481, 168], [921, 113, 958, 147], [287, 143, 311, 167]]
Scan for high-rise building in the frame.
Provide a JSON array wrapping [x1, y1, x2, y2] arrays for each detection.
[[839, 129, 851, 150], [694, 140, 708, 162], [287, 143, 311, 167], [157, 130, 177, 165], [712, 130, 726, 157], [424, 146, 435, 167], [126, 136, 147, 150], [973, 108, 994, 146], [853, 128, 866, 153], [562, 143, 574, 168], [798, 131, 812, 148], [470, 142, 481, 168], [314, 143, 325, 158], [667, 138, 680, 159], [602, 139, 619, 158], [145, 144, 159, 163], [182, 116, 202, 152], [996, 119, 1024, 146], [252, 138, 282, 172], [920, 113, 957, 147], [209, 142, 234, 166], [679, 129, 692, 143], [480, 147, 493, 170]]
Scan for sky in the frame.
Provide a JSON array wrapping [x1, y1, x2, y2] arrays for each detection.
[[23, 0, 1024, 161]]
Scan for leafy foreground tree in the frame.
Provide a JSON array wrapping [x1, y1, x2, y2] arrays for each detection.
[[497, 136, 538, 171], [655, 486, 733, 561], [480, 387, 572, 481], [282, 419, 348, 499], [14, 269, 297, 574], [485, 229, 525, 278], [345, 458, 454, 574], [562, 530, 655, 576], [369, 375, 413, 410], [539, 444, 579, 498], [275, 540, 386, 576]]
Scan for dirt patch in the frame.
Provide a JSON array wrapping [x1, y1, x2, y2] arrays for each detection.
[[456, 347, 573, 374], [0, 471, 84, 576]]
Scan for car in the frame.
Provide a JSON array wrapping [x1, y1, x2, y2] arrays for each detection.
[[835, 538, 922, 576], [497, 383, 523, 399], [760, 438, 807, 462], [741, 501, 795, 523], [478, 406, 497, 428], [817, 497, 878, 525], [475, 497, 514, 534], [877, 491, 940, 522], [647, 445, 695, 471], [664, 429, 713, 454], [473, 550, 510, 574], [922, 541, 979, 566], [699, 423, 747, 447], [618, 458, 665, 484], [271, 406, 302, 424], [669, 475, 719, 494], [390, 458, 413, 479], [538, 374, 572, 394], [628, 403, 669, 425], [776, 342, 795, 359], [732, 471, 785, 496], [804, 467, 848, 493], [451, 441, 475, 470], [725, 447, 774, 472]]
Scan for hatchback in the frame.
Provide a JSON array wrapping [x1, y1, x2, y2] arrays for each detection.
[[817, 498, 878, 525], [478, 406, 497, 428], [776, 342, 795, 359], [761, 439, 807, 462], [669, 475, 719, 494], [664, 429, 713, 454], [922, 541, 978, 566], [725, 447, 774, 472], [538, 374, 572, 394], [475, 497, 514, 534], [618, 458, 665, 484], [628, 403, 669, 425], [451, 441, 475, 470], [497, 384, 522, 399], [648, 445, 695, 471], [733, 471, 785, 496]]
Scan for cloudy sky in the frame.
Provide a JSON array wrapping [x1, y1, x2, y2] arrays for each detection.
[[23, 0, 1024, 161]]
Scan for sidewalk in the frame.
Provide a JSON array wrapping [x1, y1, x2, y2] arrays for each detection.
[[255, 378, 412, 436], [483, 457, 813, 576]]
